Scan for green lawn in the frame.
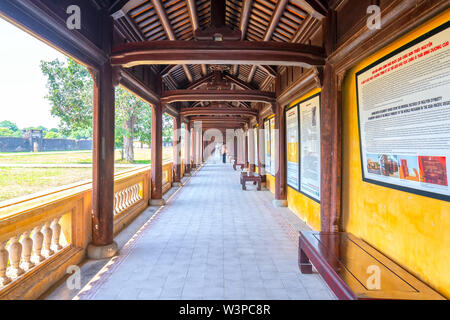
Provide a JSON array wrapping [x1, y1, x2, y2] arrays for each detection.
[[0, 147, 174, 202], [0, 147, 173, 164]]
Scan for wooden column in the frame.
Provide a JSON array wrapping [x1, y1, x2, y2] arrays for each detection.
[[88, 12, 118, 259], [245, 130, 249, 169], [248, 127, 255, 173], [151, 102, 164, 205], [173, 114, 182, 183], [233, 135, 238, 164], [320, 10, 341, 232], [274, 102, 287, 206], [257, 116, 266, 177], [185, 122, 191, 174]]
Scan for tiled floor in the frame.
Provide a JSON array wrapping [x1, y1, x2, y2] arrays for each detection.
[[75, 163, 334, 300]]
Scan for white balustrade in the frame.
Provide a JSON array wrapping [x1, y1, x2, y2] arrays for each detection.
[[0, 215, 66, 288], [113, 183, 142, 216]]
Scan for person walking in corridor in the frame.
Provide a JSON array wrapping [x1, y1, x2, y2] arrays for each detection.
[[221, 144, 227, 164]]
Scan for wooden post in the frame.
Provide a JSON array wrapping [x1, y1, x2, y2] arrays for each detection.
[[150, 102, 164, 205], [245, 130, 249, 169], [233, 135, 238, 164], [257, 116, 266, 177], [185, 122, 191, 174], [274, 102, 287, 207], [320, 10, 341, 232], [248, 127, 255, 173], [88, 13, 118, 259], [173, 114, 182, 184]]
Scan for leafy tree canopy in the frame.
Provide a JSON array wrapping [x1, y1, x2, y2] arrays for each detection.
[[0, 127, 22, 137], [0, 120, 19, 132]]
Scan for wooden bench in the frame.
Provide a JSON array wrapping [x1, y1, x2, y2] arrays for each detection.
[[298, 231, 445, 300], [240, 172, 262, 191], [233, 161, 245, 171]]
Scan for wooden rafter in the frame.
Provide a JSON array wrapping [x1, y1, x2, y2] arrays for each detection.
[[186, 0, 208, 76], [233, 0, 253, 76], [248, 0, 289, 83], [151, 0, 193, 83]]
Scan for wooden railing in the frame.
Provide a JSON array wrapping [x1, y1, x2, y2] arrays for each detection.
[[162, 161, 174, 194], [113, 166, 150, 235], [0, 163, 177, 299]]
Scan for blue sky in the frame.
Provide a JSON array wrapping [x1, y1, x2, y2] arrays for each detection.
[[0, 17, 66, 129]]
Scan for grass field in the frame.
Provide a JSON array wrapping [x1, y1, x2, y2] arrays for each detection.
[[0, 147, 173, 164], [0, 147, 173, 202]]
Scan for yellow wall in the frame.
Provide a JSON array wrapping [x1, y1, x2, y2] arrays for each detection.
[[285, 88, 322, 230], [342, 10, 450, 298], [266, 174, 275, 194]]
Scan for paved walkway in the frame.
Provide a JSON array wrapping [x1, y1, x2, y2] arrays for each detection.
[[75, 163, 334, 300]]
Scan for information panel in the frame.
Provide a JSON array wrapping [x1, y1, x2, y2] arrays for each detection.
[[270, 117, 276, 175], [286, 106, 299, 190], [356, 22, 450, 201], [300, 93, 321, 201], [264, 119, 271, 173]]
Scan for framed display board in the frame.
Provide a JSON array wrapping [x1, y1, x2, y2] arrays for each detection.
[[299, 93, 321, 202], [356, 21, 450, 201], [264, 119, 271, 173], [286, 105, 300, 190], [270, 117, 276, 175]]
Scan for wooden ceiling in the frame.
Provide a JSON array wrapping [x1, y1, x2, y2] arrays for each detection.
[[112, 0, 314, 91]]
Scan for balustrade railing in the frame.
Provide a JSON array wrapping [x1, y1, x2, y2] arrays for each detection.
[[0, 163, 170, 299], [162, 162, 174, 194]]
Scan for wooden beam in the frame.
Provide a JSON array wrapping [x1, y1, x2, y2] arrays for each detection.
[[223, 74, 256, 90], [161, 89, 276, 103], [290, 0, 327, 19], [180, 106, 258, 117], [111, 41, 325, 68], [119, 69, 160, 105], [186, 73, 214, 89], [151, 0, 193, 84], [239, 0, 253, 40], [259, 65, 277, 77], [189, 118, 247, 124]]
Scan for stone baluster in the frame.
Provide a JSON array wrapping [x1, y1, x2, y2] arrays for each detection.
[[0, 241, 11, 286], [42, 221, 54, 257], [8, 236, 24, 278], [20, 231, 35, 271], [51, 217, 62, 251], [113, 194, 118, 215], [124, 187, 130, 207], [32, 226, 45, 263]]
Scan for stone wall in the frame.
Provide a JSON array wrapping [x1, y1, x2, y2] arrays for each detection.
[[0, 137, 92, 152]]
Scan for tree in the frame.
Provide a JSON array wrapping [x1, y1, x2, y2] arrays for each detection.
[[162, 114, 174, 144], [44, 131, 62, 139], [0, 120, 19, 132], [115, 86, 151, 162], [40, 58, 93, 136], [0, 127, 22, 137], [41, 57, 154, 163]]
